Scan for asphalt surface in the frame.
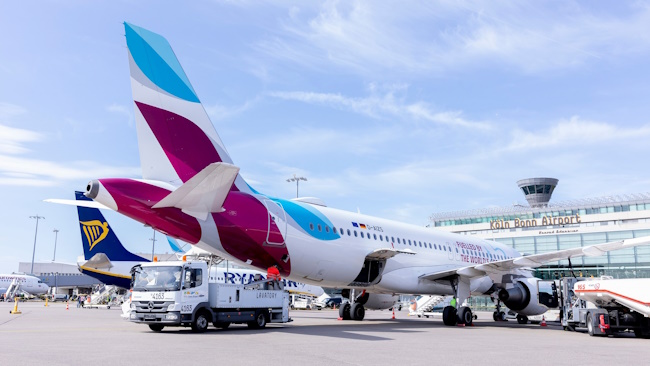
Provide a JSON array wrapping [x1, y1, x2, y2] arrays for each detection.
[[1, 301, 648, 365]]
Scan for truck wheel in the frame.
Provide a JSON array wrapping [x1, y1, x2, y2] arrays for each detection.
[[192, 311, 210, 333], [148, 324, 164, 332], [248, 312, 267, 329], [587, 313, 595, 336]]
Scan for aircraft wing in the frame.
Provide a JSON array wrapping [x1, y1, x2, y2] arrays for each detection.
[[419, 235, 650, 281]]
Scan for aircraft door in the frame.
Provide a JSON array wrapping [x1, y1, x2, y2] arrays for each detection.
[[263, 199, 287, 246]]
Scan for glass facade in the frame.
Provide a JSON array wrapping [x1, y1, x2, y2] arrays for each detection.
[[430, 193, 650, 280], [434, 202, 650, 227]]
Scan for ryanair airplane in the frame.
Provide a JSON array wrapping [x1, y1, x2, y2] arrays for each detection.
[[53, 23, 650, 325]]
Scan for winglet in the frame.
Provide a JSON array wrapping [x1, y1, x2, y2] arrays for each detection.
[[152, 162, 240, 220]]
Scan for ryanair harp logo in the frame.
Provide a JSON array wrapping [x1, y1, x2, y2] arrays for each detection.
[[80, 220, 109, 251]]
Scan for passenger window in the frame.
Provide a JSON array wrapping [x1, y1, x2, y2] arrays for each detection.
[[379, 235, 383, 241], [419, 241, 422, 247], [408, 240, 411, 245], [333, 227, 337, 234], [317, 224, 322, 232], [309, 223, 314, 231], [397, 238, 401, 244], [347, 229, 351, 236], [392, 237, 395, 242], [373, 234, 377, 240], [354, 230, 358, 237], [361, 232, 365, 238], [325, 226, 330, 233]]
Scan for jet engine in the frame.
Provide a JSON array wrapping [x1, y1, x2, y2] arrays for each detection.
[[364, 294, 399, 310], [497, 277, 552, 316]]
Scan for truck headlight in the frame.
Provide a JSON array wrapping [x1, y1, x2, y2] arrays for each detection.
[[167, 304, 177, 311], [165, 313, 178, 320], [130, 313, 136, 319], [130, 303, 136, 310]]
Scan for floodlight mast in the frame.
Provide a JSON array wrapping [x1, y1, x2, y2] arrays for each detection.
[[286, 174, 307, 198]]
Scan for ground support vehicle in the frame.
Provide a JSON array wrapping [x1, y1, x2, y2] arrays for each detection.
[[560, 277, 650, 338], [129, 260, 291, 332]]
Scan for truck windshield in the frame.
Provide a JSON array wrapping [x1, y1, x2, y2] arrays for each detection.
[[132, 266, 182, 291]]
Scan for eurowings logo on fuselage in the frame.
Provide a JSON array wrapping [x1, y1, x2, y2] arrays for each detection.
[[80, 220, 109, 251]]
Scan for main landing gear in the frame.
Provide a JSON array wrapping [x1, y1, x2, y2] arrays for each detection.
[[339, 289, 367, 321], [441, 276, 474, 326], [492, 299, 506, 322]]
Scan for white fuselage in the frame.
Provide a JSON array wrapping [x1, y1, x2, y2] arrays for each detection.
[[195, 199, 524, 295], [0, 274, 50, 296]]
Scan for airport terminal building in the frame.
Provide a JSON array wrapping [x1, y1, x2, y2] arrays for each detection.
[[430, 178, 650, 279]]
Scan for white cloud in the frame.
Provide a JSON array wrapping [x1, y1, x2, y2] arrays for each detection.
[[506, 116, 650, 151], [204, 98, 259, 121], [268, 88, 490, 129], [256, 1, 650, 74], [0, 124, 44, 154], [106, 104, 133, 127], [0, 154, 141, 187], [0, 102, 27, 119]]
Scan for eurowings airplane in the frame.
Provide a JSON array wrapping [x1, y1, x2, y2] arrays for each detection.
[[1, 273, 49, 298], [74, 191, 323, 297], [53, 23, 650, 325]]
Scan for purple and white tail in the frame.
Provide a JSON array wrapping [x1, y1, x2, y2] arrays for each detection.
[[125, 22, 250, 192]]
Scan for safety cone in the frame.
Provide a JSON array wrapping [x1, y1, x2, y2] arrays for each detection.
[[44, 298, 49, 307], [392, 308, 396, 320], [10, 298, 21, 314], [66, 301, 69, 310], [457, 323, 466, 327], [540, 316, 547, 327]]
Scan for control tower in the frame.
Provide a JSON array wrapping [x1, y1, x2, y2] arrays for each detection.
[[517, 177, 558, 208]]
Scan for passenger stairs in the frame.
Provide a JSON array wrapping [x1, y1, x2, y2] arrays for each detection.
[[90, 285, 120, 305], [4, 279, 21, 301], [409, 295, 448, 317]]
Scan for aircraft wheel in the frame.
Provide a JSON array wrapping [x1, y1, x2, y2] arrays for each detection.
[[457, 306, 473, 326], [442, 306, 457, 326], [349, 303, 365, 321], [493, 311, 499, 321], [339, 303, 351, 320], [516, 314, 528, 324]]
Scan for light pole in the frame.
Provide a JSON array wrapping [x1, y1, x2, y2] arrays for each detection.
[[29, 215, 45, 275], [286, 174, 307, 198], [150, 230, 157, 261], [52, 229, 59, 262]]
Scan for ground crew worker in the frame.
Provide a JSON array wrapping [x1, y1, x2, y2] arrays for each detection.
[[450, 297, 457, 308], [267, 265, 281, 289]]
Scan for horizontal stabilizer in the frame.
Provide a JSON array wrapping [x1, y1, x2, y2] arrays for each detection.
[[152, 162, 240, 220], [81, 253, 113, 270], [44, 198, 112, 210]]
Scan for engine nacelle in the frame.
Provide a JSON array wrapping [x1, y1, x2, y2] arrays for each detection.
[[364, 294, 399, 310], [497, 277, 550, 316]]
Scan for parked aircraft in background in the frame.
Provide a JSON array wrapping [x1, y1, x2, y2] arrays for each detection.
[[75, 191, 149, 289], [1, 273, 49, 299], [52, 23, 650, 325]]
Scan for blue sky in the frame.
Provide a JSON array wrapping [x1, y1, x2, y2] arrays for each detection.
[[1, 1, 650, 273]]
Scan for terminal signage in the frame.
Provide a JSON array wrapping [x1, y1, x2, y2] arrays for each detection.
[[490, 214, 581, 230]]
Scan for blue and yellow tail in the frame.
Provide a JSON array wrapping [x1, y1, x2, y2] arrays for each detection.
[[75, 191, 148, 262]]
